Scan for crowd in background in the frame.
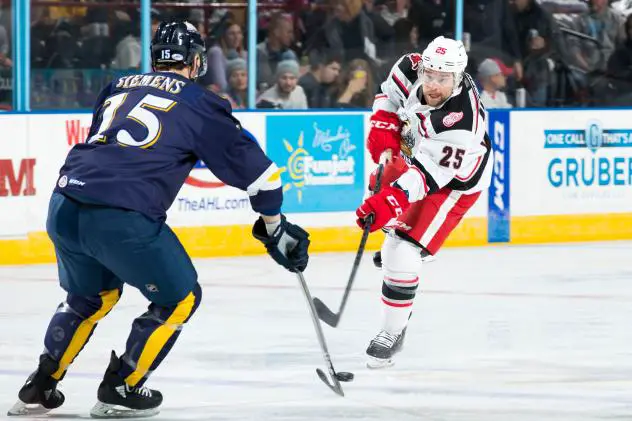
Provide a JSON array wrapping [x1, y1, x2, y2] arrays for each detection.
[[1, 0, 632, 109]]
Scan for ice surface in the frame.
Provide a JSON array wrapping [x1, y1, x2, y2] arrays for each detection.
[[1, 242, 632, 420]]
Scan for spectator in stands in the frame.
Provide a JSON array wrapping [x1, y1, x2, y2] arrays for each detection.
[[363, 0, 396, 59], [322, 0, 378, 65], [570, 0, 625, 72], [31, 7, 57, 69], [333, 58, 375, 108], [257, 13, 298, 91], [373, 0, 408, 26], [111, 13, 141, 70], [151, 8, 162, 36], [201, 21, 247, 91], [0, 24, 11, 68], [512, 0, 558, 60], [222, 57, 248, 109], [299, 50, 342, 108], [512, 0, 558, 107], [477, 58, 512, 108], [392, 18, 420, 59], [462, 0, 523, 81], [257, 59, 308, 109], [607, 14, 632, 82], [408, 0, 453, 49], [521, 30, 554, 107], [78, 7, 112, 69]]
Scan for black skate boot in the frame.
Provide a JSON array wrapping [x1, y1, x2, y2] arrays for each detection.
[[7, 354, 65, 416], [366, 328, 407, 369], [90, 351, 162, 419]]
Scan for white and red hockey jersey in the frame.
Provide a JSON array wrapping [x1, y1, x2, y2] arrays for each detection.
[[373, 53, 493, 202]]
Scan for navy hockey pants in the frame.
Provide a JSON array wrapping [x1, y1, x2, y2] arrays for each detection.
[[47, 192, 197, 304], [43, 192, 201, 386]]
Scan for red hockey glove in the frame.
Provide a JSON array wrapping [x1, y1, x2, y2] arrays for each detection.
[[368, 156, 409, 193], [356, 185, 410, 232], [367, 110, 402, 163]]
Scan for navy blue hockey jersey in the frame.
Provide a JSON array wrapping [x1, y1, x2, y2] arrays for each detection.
[[54, 72, 282, 221]]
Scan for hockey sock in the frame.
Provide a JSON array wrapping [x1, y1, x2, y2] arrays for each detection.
[[381, 276, 418, 333], [45, 288, 121, 380], [118, 282, 202, 387]]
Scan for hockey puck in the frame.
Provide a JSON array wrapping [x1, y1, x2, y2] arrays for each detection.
[[335, 371, 354, 382]]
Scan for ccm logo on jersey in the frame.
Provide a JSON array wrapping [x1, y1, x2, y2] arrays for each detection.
[[442, 112, 464, 128], [371, 120, 400, 131]]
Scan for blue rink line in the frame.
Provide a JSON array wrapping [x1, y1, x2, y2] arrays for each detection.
[[1, 369, 632, 405]]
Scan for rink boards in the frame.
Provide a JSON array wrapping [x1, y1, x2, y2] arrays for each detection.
[[0, 109, 631, 264]]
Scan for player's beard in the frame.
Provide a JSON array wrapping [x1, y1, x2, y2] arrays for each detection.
[[423, 91, 449, 107]]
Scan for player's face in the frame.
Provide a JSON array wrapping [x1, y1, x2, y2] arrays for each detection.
[[278, 73, 298, 94], [229, 69, 247, 91], [421, 69, 454, 106], [322, 62, 341, 84]]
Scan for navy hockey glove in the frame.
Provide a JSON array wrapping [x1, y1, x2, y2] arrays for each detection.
[[252, 215, 310, 272]]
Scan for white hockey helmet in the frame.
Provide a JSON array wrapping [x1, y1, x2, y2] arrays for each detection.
[[421, 36, 468, 89]]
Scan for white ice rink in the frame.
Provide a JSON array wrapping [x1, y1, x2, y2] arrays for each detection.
[[2, 241, 632, 420]]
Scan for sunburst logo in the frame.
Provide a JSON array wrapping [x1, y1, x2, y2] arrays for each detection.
[[279, 131, 309, 203]]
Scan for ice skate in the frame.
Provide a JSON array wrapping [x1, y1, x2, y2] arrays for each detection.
[[366, 328, 407, 369], [7, 354, 65, 416], [90, 351, 162, 419]]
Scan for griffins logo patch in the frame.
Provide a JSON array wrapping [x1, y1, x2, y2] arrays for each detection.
[[408, 53, 422, 71], [442, 112, 464, 128]]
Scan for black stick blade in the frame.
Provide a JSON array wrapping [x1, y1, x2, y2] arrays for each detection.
[[316, 368, 345, 397], [313, 297, 340, 327]]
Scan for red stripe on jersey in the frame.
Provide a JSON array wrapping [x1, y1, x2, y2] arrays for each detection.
[[392, 74, 409, 97], [375, 94, 388, 100], [471, 89, 480, 133], [455, 154, 483, 181], [384, 276, 419, 285], [416, 113, 429, 138], [382, 298, 413, 308]]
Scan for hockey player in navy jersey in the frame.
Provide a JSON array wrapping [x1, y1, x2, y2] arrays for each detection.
[[8, 21, 309, 418]]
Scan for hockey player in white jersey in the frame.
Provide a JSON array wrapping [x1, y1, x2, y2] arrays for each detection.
[[355, 36, 493, 368]]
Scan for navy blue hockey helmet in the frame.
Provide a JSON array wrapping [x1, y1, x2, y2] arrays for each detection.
[[151, 21, 207, 80]]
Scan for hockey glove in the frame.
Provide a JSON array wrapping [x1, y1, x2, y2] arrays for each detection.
[[368, 155, 409, 193], [367, 110, 402, 163], [252, 215, 310, 272], [356, 185, 410, 233]]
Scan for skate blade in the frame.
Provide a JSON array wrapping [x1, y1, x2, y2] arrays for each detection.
[[7, 400, 52, 416], [366, 356, 395, 369], [90, 401, 159, 419]]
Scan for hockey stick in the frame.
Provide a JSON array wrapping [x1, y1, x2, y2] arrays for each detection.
[[295, 271, 353, 397], [313, 162, 385, 328]]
